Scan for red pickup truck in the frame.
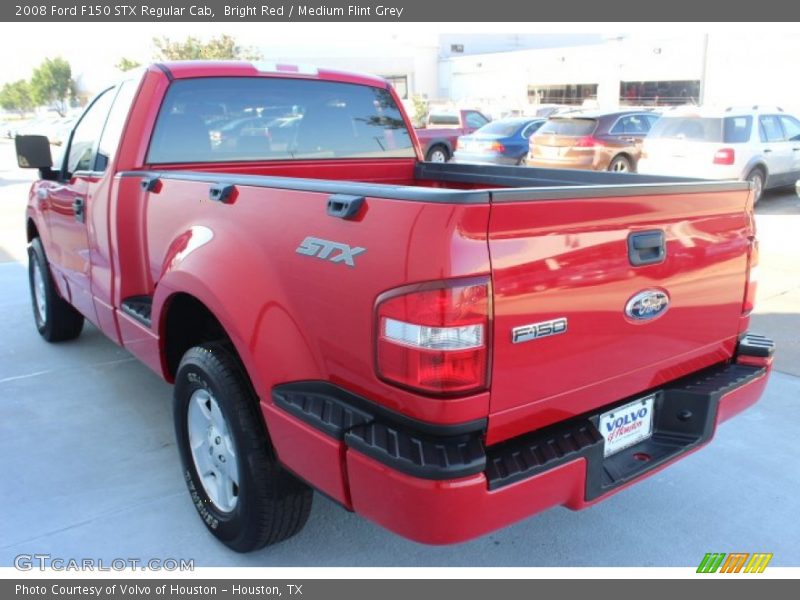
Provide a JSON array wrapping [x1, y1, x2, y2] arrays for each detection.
[[415, 108, 490, 162], [16, 61, 773, 553]]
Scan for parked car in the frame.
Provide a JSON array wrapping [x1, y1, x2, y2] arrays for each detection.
[[637, 106, 800, 202], [527, 110, 660, 172], [452, 117, 545, 165], [15, 62, 772, 553], [415, 108, 490, 162]]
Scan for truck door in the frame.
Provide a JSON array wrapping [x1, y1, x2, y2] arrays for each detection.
[[45, 88, 115, 323]]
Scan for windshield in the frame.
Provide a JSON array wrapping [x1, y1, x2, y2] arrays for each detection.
[[147, 77, 415, 164], [647, 116, 752, 143], [536, 118, 597, 137]]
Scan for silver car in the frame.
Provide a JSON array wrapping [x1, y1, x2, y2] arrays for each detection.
[[637, 106, 800, 201]]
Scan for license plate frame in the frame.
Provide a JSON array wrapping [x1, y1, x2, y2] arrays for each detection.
[[598, 395, 655, 458]]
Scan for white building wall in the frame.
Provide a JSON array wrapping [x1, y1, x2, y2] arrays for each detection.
[[702, 33, 800, 114]]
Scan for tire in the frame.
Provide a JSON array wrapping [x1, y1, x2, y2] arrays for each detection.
[[426, 145, 449, 163], [28, 237, 84, 342], [608, 155, 633, 173], [746, 168, 765, 204], [174, 344, 313, 553]]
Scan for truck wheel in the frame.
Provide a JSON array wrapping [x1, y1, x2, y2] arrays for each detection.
[[608, 155, 633, 173], [28, 238, 84, 342], [173, 344, 313, 553], [426, 145, 449, 163]]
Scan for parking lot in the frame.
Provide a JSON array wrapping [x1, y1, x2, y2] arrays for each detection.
[[1, 139, 799, 567]]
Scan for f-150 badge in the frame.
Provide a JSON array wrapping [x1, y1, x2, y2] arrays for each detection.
[[511, 317, 568, 344], [296, 236, 366, 268]]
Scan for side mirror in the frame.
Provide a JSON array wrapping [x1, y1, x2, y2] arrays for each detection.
[[15, 135, 53, 169]]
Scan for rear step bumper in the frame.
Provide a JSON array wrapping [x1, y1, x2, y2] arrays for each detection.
[[268, 334, 773, 545]]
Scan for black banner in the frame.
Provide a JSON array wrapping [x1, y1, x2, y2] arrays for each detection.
[[3, 0, 800, 21]]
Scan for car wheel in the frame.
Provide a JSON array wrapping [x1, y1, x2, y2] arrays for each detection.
[[746, 168, 765, 203], [427, 146, 449, 163], [608, 155, 633, 173], [174, 343, 313, 553], [28, 237, 84, 342]]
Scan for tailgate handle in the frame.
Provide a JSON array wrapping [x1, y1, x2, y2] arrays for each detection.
[[628, 231, 665, 266], [327, 194, 365, 220]]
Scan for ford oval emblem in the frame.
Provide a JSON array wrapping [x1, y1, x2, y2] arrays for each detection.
[[625, 289, 670, 321]]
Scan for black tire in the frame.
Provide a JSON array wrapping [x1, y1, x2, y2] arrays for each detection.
[[28, 237, 84, 342], [426, 145, 450, 163], [746, 168, 765, 204], [173, 344, 313, 553], [608, 154, 633, 173]]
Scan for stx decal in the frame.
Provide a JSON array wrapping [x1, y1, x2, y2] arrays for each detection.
[[295, 236, 366, 268]]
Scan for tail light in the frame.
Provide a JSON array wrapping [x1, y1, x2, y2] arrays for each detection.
[[714, 148, 736, 165], [376, 278, 491, 395], [743, 238, 759, 315], [574, 136, 603, 148], [488, 141, 505, 153]]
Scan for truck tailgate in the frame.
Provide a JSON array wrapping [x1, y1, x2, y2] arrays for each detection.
[[487, 186, 753, 444]]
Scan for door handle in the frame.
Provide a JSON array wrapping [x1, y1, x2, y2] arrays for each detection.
[[628, 230, 665, 266], [763, 149, 773, 154], [72, 197, 85, 223]]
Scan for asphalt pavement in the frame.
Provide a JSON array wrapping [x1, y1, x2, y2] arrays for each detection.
[[1, 140, 798, 567]]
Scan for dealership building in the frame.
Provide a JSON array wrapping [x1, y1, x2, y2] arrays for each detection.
[[291, 32, 800, 116]]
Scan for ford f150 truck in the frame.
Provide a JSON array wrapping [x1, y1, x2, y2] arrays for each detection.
[[16, 61, 774, 553], [415, 108, 490, 162]]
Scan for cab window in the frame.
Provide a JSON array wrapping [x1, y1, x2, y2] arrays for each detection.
[[65, 88, 115, 174]]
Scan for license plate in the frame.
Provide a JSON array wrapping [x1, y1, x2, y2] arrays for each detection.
[[598, 395, 655, 457], [538, 145, 561, 158]]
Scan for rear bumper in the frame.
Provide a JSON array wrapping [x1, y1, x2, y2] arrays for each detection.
[[265, 334, 773, 545]]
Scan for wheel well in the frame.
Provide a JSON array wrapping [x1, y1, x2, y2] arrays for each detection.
[[27, 218, 39, 242], [162, 293, 233, 379], [612, 152, 634, 165], [427, 143, 451, 157], [748, 163, 767, 178]]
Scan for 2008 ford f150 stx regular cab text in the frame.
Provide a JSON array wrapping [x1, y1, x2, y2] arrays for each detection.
[[15, 62, 775, 553]]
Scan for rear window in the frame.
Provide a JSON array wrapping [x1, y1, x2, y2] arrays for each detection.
[[476, 120, 524, 136], [648, 116, 752, 143], [428, 113, 460, 125], [536, 118, 597, 137], [147, 77, 415, 164]]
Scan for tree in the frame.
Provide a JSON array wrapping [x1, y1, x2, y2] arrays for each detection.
[[0, 79, 34, 114], [115, 57, 141, 72], [410, 94, 429, 128], [152, 34, 260, 61], [30, 57, 75, 116]]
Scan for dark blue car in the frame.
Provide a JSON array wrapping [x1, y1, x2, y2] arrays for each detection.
[[452, 117, 545, 165]]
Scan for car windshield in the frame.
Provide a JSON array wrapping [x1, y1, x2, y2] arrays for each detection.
[[536, 118, 597, 136], [647, 116, 752, 143], [147, 77, 415, 163], [475, 120, 524, 136]]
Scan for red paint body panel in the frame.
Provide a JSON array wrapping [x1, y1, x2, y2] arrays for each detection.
[[486, 190, 752, 442], [22, 61, 772, 546]]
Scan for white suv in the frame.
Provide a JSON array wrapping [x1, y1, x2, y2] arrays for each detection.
[[637, 106, 800, 201]]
